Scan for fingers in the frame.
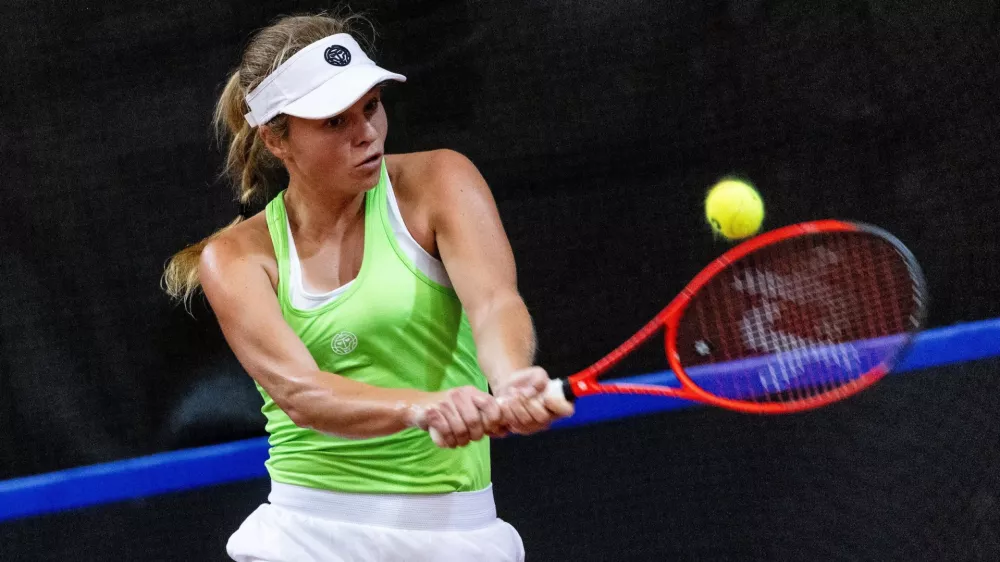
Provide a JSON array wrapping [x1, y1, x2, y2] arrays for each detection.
[[450, 389, 484, 443], [500, 391, 552, 434], [514, 389, 552, 426], [499, 392, 536, 430], [486, 425, 510, 439], [503, 367, 548, 399], [542, 387, 575, 418], [424, 388, 502, 449], [523, 395, 552, 426], [520, 367, 550, 397], [473, 394, 504, 436], [428, 424, 447, 448], [424, 407, 458, 449], [440, 399, 472, 447], [494, 369, 575, 435], [420, 377, 572, 447]]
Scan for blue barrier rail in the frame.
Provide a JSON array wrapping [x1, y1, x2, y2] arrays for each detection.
[[2, 318, 998, 523]]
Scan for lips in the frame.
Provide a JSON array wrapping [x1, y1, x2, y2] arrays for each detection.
[[357, 153, 382, 167]]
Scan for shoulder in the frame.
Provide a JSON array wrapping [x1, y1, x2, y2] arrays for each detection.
[[200, 213, 277, 289], [386, 150, 494, 218], [388, 150, 487, 193]]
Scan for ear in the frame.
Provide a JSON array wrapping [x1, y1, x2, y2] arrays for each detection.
[[258, 125, 289, 161]]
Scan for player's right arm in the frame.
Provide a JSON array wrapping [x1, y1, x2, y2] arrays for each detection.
[[198, 225, 502, 447]]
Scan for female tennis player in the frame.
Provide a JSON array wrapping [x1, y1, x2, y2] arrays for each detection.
[[162, 12, 573, 562]]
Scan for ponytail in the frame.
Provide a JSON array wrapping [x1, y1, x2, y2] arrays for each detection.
[[161, 71, 286, 307], [162, 13, 362, 308]]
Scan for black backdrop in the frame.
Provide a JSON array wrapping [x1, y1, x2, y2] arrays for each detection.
[[1, 0, 999, 552]]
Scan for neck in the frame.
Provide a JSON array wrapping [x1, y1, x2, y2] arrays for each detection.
[[283, 179, 367, 241]]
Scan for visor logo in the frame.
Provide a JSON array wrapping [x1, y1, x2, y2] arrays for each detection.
[[324, 45, 352, 67]]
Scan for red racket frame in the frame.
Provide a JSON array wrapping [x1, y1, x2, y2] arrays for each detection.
[[558, 220, 926, 414]]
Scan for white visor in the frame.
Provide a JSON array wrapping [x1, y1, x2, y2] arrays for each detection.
[[244, 34, 406, 127]]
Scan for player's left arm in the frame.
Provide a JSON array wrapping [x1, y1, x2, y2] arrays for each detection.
[[428, 150, 574, 433]]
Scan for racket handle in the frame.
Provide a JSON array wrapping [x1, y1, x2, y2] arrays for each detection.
[[428, 426, 446, 448], [426, 378, 576, 447], [546, 378, 577, 404]]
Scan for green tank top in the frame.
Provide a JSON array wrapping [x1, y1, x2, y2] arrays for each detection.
[[258, 161, 490, 494]]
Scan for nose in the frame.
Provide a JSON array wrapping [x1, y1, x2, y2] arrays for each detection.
[[354, 116, 378, 147]]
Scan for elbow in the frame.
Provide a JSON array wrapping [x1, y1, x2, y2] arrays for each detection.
[[279, 386, 325, 430], [283, 402, 314, 429], [265, 370, 321, 429], [274, 379, 357, 437]]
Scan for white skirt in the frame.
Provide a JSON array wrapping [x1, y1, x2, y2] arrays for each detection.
[[227, 481, 525, 562]]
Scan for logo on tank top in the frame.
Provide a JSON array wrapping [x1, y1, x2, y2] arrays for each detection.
[[324, 45, 351, 67], [331, 331, 359, 355]]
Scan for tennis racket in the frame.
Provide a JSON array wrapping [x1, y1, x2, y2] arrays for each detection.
[[426, 220, 927, 444], [540, 219, 928, 415]]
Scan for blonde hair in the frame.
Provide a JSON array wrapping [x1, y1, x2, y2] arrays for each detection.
[[162, 11, 372, 306]]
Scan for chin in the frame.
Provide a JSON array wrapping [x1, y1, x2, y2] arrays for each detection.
[[351, 167, 381, 185], [343, 173, 379, 194]]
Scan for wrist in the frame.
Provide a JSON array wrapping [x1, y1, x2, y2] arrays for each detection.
[[393, 389, 437, 429], [488, 372, 518, 395], [490, 365, 545, 396]]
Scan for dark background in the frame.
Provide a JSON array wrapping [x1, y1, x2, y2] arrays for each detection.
[[1, 0, 999, 559]]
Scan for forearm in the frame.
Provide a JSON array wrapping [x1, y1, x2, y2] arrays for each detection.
[[278, 369, 428, 439], [469, 294, 537, 391]]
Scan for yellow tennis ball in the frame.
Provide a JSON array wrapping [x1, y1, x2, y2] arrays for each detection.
[[705, 179, 764, 240]]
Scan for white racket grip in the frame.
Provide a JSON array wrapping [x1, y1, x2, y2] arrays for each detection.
[[428, 426, 447, 448], [412, 407, 446, 448], [544, 378, 573, 408], [425, 379, 572, 447]]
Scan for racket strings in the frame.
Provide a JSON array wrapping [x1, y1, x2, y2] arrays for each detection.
[[675, 230, 921, 406]]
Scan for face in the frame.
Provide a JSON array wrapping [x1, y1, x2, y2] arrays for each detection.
[[262, 87, 387, 194]]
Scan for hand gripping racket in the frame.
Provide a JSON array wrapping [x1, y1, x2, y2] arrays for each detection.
[[539, 220, 928, 415]]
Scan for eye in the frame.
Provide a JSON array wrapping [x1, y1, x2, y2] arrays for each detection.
[[364, 96, 381, 114], [327, 116, 346, 128]]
